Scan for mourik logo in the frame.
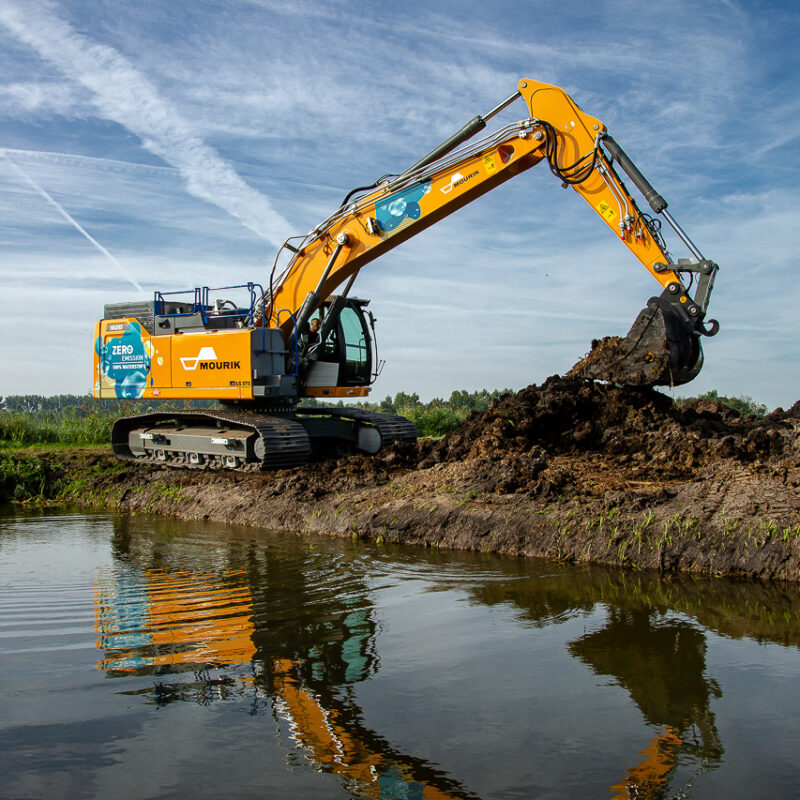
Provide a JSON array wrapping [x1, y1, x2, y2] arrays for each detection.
[[180, 347, 241, 371], [440, 170, 479, 194]]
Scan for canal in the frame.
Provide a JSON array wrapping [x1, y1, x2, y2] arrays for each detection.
[[1, 509, 799, 798]]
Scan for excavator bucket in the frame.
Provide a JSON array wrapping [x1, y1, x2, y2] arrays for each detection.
[[569, 295, 703, 387]]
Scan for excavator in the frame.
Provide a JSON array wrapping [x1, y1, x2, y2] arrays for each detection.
[[93, 78, 720, 470]]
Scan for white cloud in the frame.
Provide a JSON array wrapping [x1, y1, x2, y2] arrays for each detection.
[[0, 0, 293, 246], [0, 80, 84, 115]]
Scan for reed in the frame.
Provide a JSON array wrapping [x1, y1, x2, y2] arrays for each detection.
[[0, 410, 116, 447]]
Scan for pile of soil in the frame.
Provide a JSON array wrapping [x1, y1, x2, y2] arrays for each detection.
[[414, 375, 800, 495]]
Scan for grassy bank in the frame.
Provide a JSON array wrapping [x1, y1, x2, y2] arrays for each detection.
[[0, 448, 128, 504], [0, 450, 70, 502], [0, 411, 115, 449]]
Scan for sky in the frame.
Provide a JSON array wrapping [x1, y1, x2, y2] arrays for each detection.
[[0, 0, 798, 409]]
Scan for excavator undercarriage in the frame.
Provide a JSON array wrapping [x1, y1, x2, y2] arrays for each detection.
[[110, 406, 417, 471]]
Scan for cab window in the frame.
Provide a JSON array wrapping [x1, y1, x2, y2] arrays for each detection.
[[339, 306, 371, 384]]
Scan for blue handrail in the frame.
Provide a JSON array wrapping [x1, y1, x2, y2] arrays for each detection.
[[153, 283, 266, 327], [153, 287, 203, 317]]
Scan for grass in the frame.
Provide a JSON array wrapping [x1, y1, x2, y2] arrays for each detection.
[[0, 400, 464, 446], [0, 409, 116, 448], [0, 451, 55, 502], [0, 445, 132, 504], [393, 404, 468, 438]]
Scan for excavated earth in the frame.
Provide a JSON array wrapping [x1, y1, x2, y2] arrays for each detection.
[[25, 376, 800, 581]]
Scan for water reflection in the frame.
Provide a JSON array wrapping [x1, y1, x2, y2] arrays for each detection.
[[97, 517, 478, 800], [465, 566, 800, 797], [570, 610, 722, 799], [95, 569, 256, 673], [92, 516, 800, 799]]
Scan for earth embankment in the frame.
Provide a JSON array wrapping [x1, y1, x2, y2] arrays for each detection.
[[8, 376, 800, 581]]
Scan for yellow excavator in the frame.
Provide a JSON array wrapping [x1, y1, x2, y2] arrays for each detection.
[[93, 78, 719, 470]]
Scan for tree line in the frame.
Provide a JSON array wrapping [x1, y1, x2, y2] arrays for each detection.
[[0, 395, 218, 416]]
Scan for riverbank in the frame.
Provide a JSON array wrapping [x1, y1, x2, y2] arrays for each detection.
[[4, 376, 800, 581]]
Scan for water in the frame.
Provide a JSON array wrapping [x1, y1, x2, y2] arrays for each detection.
[[1, 509, 799, 799]]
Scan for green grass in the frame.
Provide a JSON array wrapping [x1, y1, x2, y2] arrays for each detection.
[[0, 452, 58, 502], [394, 404, 467, 438], [0, 410, 116, 448]]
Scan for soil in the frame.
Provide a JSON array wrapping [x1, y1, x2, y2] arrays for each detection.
[[14, 376, 800, 581]]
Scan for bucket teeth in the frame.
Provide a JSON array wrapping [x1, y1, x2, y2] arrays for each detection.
[[569, 296, 702, 387]]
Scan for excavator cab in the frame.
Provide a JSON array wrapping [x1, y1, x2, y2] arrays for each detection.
[[300, 297, 376, 394]]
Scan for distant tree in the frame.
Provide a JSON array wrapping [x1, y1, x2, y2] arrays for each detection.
[[378, 395, 395, 413], [392, 391, 421, 409], [677, 389, 767, 417], [0, 394, 220, 417]]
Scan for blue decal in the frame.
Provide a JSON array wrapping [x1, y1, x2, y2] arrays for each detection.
[[374, 182, 430, 233], [100, 321, 151, 398], [378, 767, 424, 799]]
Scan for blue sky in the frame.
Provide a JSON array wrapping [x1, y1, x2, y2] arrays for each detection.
[[1, 0, 798, 409]]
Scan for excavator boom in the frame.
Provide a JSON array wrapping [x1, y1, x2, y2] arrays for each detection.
[[260, 78, 719, 386]]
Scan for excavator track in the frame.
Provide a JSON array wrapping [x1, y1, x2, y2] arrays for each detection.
[[110, 407, 417, 472], [112, 410, 311, 472], [294, 406, 418, 448]]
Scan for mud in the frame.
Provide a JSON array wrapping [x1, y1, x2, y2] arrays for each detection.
[[18, 376, 800, 582]]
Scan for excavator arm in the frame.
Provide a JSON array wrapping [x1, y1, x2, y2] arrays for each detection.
[[261, 78, 718, 387]]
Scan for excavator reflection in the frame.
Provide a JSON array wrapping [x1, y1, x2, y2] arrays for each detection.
[[571, 611, 722, 799], [93, 521, 800, 799], [94, 521, 479, 800], [606, 727, 684, 800], [95, 568, 257, 675], [466, 565, 732, 799]]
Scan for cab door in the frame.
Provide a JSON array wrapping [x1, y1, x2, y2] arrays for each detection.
[[337, 303, 372, 386]]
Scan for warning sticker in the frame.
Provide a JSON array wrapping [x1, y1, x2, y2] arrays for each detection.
[[482, 154, 496, 174], [597, 201, 616, 222]]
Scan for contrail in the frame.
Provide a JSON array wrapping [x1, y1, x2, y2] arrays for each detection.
[[0, 0, 293, 247], [1, 149, 145, 293]]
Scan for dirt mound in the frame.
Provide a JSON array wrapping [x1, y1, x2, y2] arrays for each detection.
[[406, 376, 799, 496]]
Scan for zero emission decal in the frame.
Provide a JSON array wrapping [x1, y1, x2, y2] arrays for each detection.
[[96, 321, 151, 399], [374, 181, 431, 233]]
